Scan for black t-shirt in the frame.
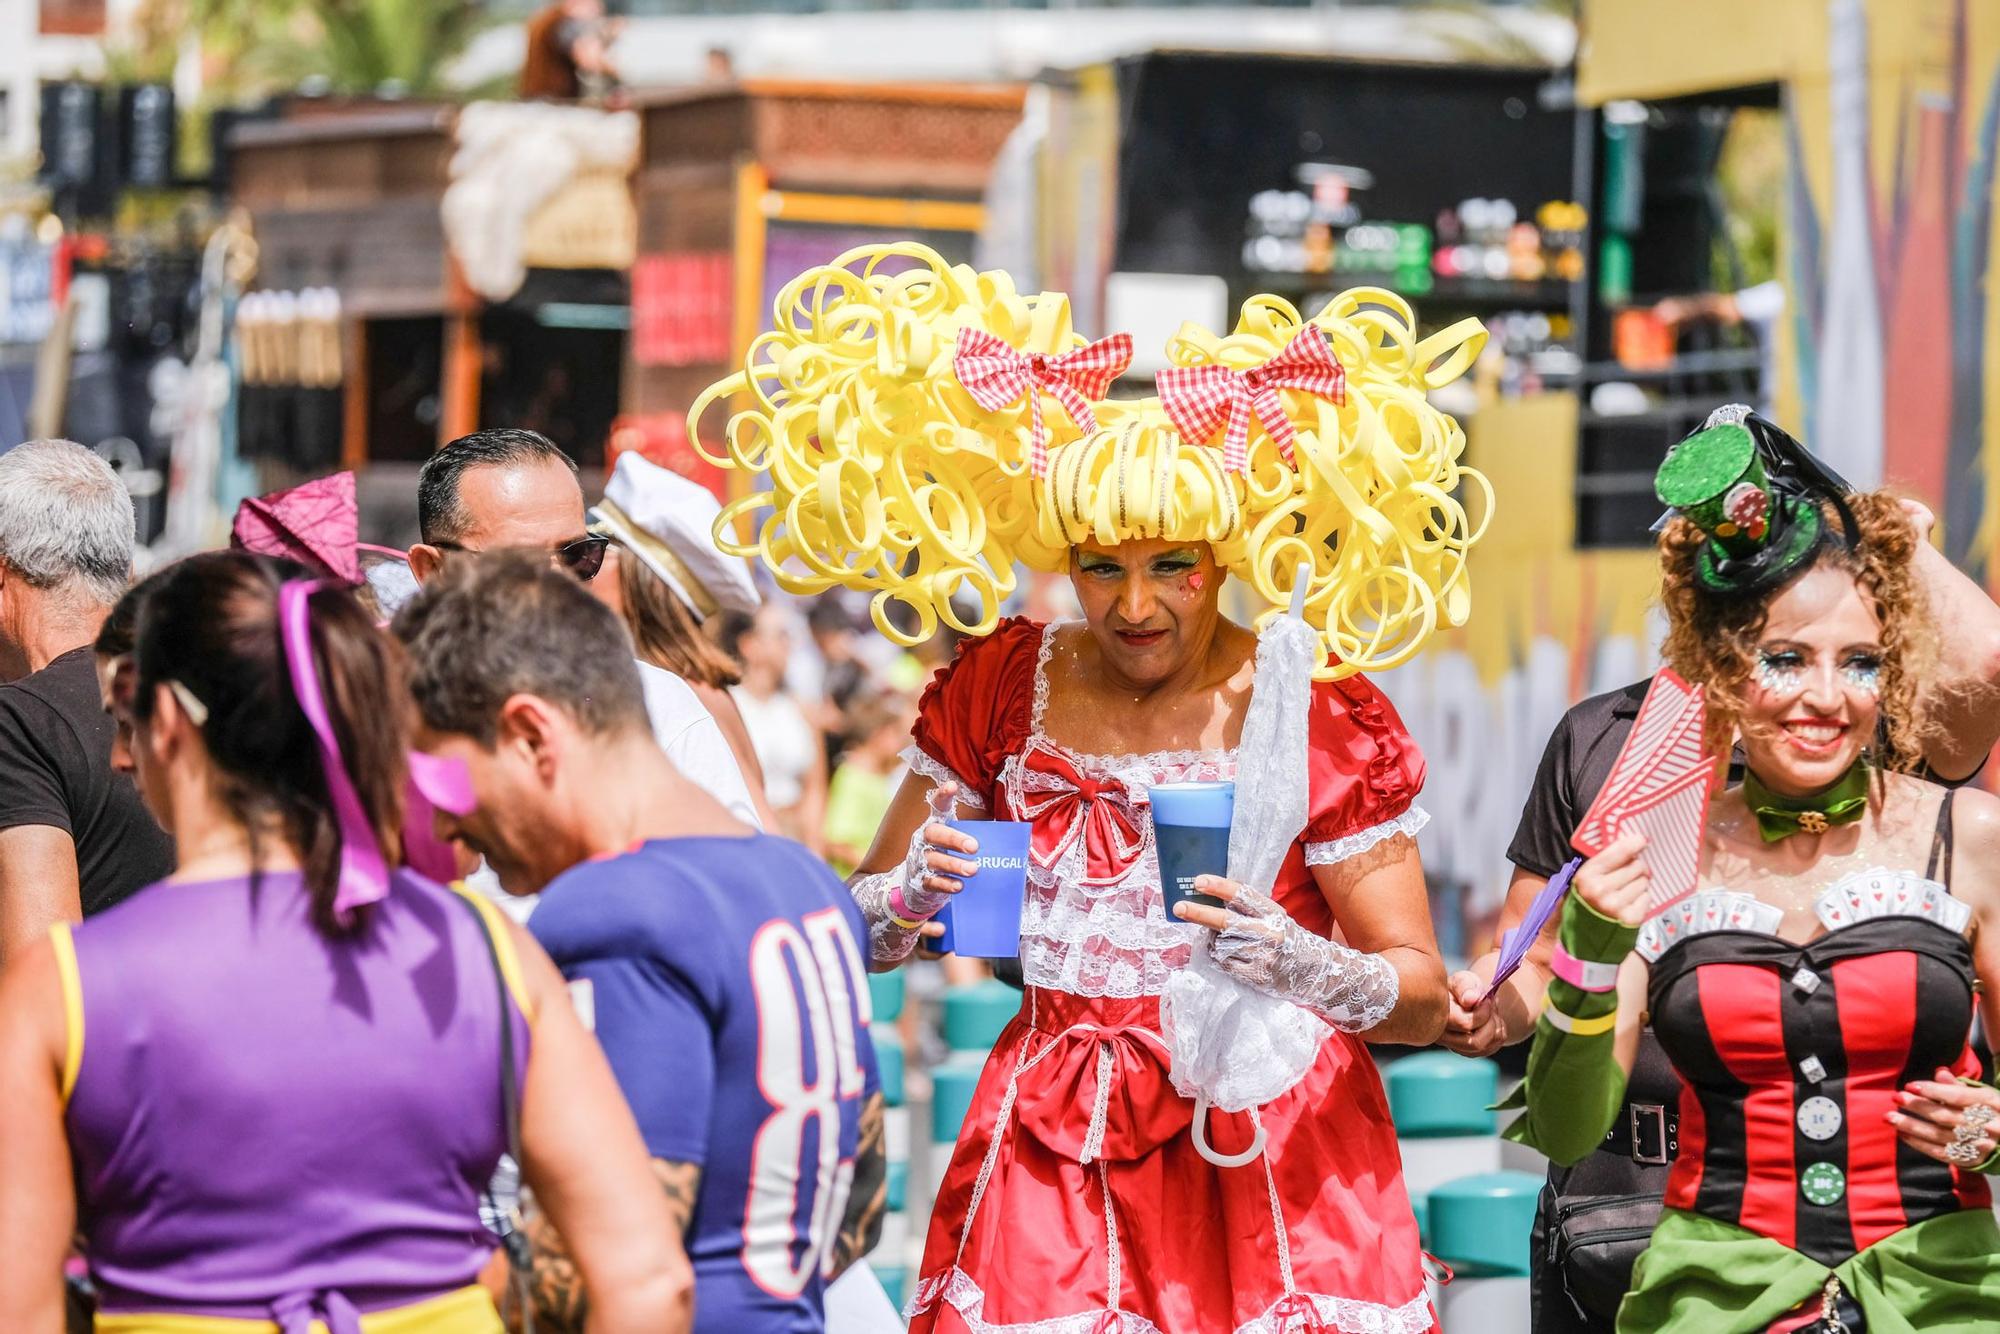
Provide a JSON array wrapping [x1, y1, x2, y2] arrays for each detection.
[[1506, 679, 1654, 881], [0, 648, 174, 916]]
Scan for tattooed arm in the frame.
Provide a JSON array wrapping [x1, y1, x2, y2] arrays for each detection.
[[831, 1090, 887, 1277], [515, 1158, 703, 1334], [506, 922, 693, 1334], [653, 1158, 703, 1239]]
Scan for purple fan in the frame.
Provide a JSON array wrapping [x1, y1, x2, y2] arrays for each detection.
[[1481, 856, 1582, 1002]]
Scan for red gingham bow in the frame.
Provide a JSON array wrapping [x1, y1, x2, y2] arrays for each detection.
[[1156, 326, 1347, 472], [953, 327, 1134, 477]]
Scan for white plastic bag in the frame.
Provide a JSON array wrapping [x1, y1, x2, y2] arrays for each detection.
[[1159, 612, 1330, 1167]]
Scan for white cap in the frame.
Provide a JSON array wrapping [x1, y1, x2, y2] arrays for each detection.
[[589, 453, 761, 622]]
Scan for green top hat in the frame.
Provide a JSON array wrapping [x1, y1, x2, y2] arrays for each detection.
[[1655, 421, 1826, 595]]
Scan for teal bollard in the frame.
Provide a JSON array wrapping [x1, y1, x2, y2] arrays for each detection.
[[1386, 1051, 1499, 1136], [1386, 1051, 1503, 1239], [886, 1159, 908, 1213], [1427, 1170, 1542, 1277], [941, 980, 1020, 1053], [930, 1052, 987, 1143], [868, 970, 905, 1024], [871, 1024, 905, 1107]]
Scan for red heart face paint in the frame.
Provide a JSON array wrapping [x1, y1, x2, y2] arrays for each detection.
[[1187, 572, 1205, 592]]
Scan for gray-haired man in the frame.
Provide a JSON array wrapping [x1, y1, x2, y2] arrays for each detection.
[[0, 440, 171, 959]]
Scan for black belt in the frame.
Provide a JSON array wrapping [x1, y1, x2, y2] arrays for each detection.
[[1600, 1102, 1678, 1166]]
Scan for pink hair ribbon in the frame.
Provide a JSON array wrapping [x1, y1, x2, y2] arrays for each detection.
[[279, 579, 388, 921], [953, 327, 1134, 477], [1157, 325, 1347, 472], [279, 580, 479, 906]]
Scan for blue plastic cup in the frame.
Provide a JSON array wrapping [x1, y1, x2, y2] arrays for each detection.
[[1148, 781, 1234, 913], [934, 820, 1030, 958]]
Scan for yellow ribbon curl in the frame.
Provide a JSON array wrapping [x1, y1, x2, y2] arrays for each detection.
[[688, 243, 1491, 677]]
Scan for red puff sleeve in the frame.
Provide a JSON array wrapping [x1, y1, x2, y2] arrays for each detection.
[[906, 616, 1043, 810], [1301, 673, 1428, 855]]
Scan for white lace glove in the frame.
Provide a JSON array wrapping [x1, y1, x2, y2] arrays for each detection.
[[851, 784, 976, 967], [1199, 879, 1399, 1034]]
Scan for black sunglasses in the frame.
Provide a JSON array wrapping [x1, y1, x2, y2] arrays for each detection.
[[432, 535, 610, 582]]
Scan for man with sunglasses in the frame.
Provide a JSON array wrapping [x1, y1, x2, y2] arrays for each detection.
[[409, 429, 759, 836]]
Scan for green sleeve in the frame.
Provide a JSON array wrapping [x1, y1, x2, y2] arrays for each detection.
[[1498, 893, 1641, 1166]]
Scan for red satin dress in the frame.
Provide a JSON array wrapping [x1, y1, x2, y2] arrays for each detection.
[[903, 619, 1438, 1334]]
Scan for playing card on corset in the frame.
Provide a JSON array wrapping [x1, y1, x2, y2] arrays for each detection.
[[1937, 892, 1973, 934], [1700, 892, 1726, 931], [1842, 878, 1873, 923], [1816, 889, 1855, 930], [1888, 875, 1918, 916]]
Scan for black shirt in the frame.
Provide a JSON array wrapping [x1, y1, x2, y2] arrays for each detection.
[[0, 648, 173, 916], [1506, 679, 1654, 881]]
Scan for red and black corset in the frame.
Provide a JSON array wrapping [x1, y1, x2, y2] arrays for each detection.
[[1648, 916, 1990, 1267]]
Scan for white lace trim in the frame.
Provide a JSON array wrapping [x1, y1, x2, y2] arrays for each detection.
[[901, 745, 987, 809], [1302, 806, 1432, 867], [907, 1265, 1433, 1334]]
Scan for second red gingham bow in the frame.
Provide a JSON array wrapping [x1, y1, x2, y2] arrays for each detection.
[[954, 327, 1134, 477], [1156, 326, 1347, 472]]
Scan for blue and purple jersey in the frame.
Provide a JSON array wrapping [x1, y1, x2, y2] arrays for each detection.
[[530, 835, 877, 1334]]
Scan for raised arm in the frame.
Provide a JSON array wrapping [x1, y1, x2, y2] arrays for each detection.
[[848, 773, 977, 970], [1905, 500, 2000, 781], [1174, 831, 1449, 1048], [1499, 833, 1650, 1166]]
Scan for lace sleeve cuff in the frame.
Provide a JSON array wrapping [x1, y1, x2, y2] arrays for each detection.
[[1302, 806, 1430, 867], [900, 746, 986, 809]]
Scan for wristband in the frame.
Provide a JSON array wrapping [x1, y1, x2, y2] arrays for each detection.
[[1543, 1003, 1619, 1037], [888, 884, 935, 924], [889, 912, 926, 931], [1550, 945, 1621, 993]]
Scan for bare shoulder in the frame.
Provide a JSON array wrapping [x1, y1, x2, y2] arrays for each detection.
[[1936, 781, 2000, 912], [1943, 781, 2000, 854]]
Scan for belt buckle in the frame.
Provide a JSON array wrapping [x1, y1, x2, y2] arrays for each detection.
[[1629, 1103, 1671, 1166]]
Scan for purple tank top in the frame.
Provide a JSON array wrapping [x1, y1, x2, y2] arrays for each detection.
[[63, 868, 528, 1320]]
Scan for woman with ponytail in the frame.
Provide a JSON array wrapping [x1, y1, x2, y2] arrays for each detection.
[[0, 551, 691, 1334]]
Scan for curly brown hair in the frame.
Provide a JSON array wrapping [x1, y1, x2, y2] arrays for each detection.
[[1658, 492, 1935, 770]]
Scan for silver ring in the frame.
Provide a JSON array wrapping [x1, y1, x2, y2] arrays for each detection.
[[1946, 1137, 1987, 1166], [1965, 1103, 1996, 1132]]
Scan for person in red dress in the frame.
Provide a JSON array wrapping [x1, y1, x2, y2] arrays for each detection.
[[688, 243, 1493, 1333]]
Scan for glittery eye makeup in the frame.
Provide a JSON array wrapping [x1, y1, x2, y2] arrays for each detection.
[[1840, 655, 1883, 696], [1756, 650, 1806, 695]]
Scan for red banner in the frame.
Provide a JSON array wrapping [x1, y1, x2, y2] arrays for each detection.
[[608, 414, 727, 503], [631, 252, 732, 367]]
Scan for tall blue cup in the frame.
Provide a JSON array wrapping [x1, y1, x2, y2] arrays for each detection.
[[1148, 781, 1234, 913], [934, 820, 1031, 959]]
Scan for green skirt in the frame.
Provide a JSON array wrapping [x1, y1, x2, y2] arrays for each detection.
[[1618, 1208, 2000, 1333]]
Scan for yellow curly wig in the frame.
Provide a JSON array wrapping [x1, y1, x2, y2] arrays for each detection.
[[689, 242, 1491, 678]]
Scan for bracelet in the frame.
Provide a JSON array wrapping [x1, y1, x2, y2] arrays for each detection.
[[1543, 1004, 1618, 1037], [888, 884, 935, 924], [1550, 945, 1621, 993]]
